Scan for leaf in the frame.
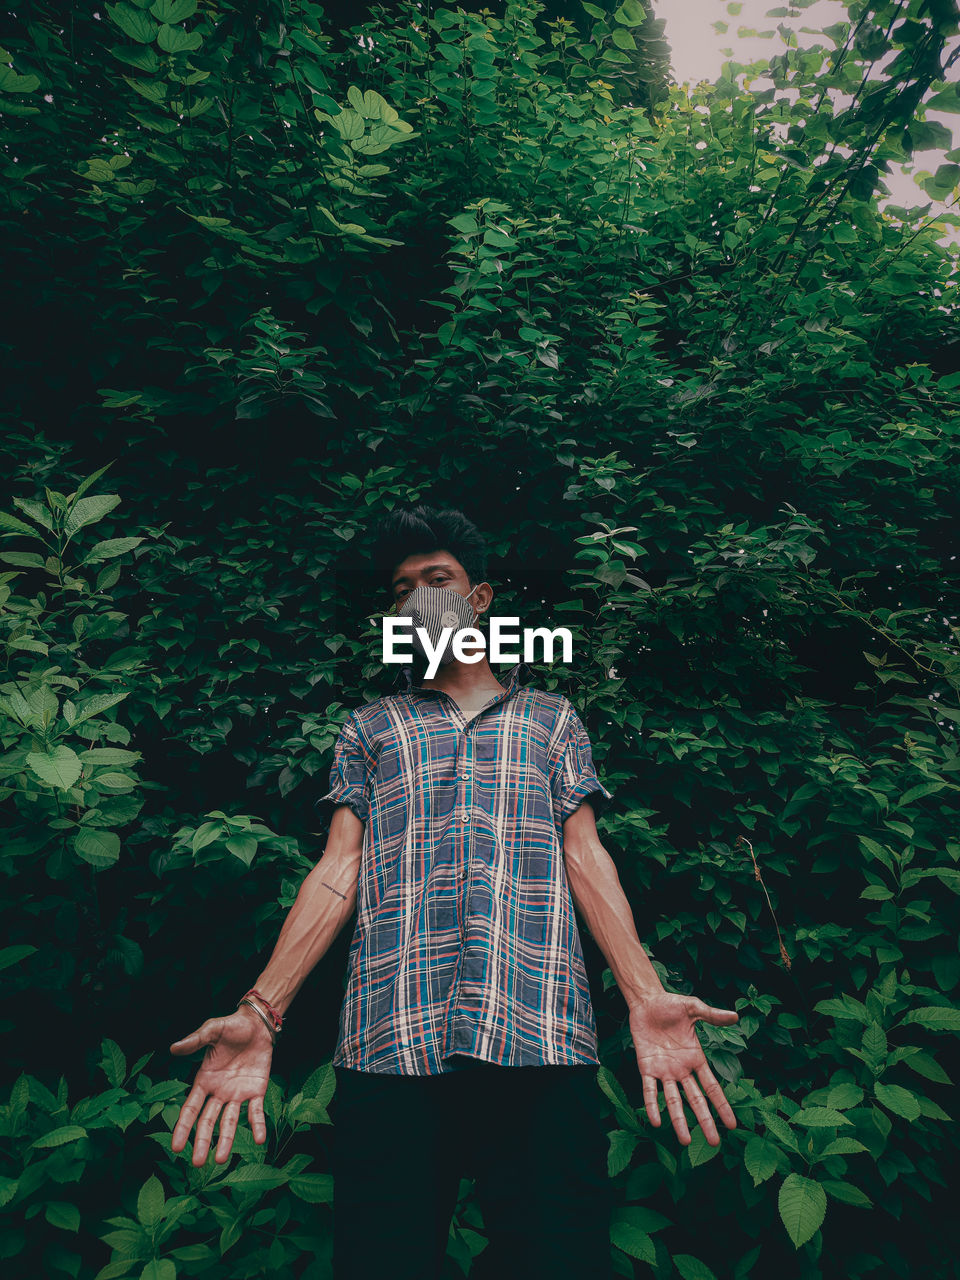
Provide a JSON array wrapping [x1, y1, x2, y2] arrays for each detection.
[[900, 1006, 960, 1033], [26, 746, 82, 791], [137, 1174, 165, 1228], [825, 1082, 864, 1110], [106, 2, 159, 43], [289, 1173, 334, 1203], [674, 1257, 718, 1280], [609, 1221, 655, 1263], [83, 537, 144, 563], [778, 1173, 826, 1249], [157, 23, 203, 53], [150, 0, 198, 24], [219, 1163, 288, 1190], [63, 494, 121, 539], [0, 944, 36, 972], [744, 1136, 779, 1186], [0, 509, 36, 534], [607, 1128, 638, 1176], [873, 1083, 921, 1120], [100, 1038, 127, 1088], [45, 1201, 81, 1232], [140, 1261, 176, 1280], [904, 1051, 951, 1084], [225, 834, 258, 865], [816, 1138, 869, 1159], [795, 1107, 852, 1128], [821, 1179, 873, 1208], [31, 1125, 88, 1148], [597, 1065, 638, 1130], [687, 1127, 721, 1166], [74, 829, 122, 869]]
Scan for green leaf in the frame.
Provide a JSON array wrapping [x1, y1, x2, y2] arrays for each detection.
[[821, 1179, 873, 1208], [140, 1261, 176, 1280], [687, 1127, 721, 1165], [614, 0, 647, 25], [74, 829, 122, 869], [873, 1083, 921, 1120], [157, 23, 202, 53], [289, 1173, 334, 1203], [26, 747, 82, 791], [31, 1125, 88, 1148], [150, 0, 197, 21], [743, 1136, 778, 1186], [107, 2, 159, 43], [609, 1221, 655, 1262], [826, 1082, 864, 1110], [607, 1128, 638, 1176], [778, 1173, 826, 1249], [816, 1137, 868, 1159], [83, 537, 145, 563], [63, 495, 121, 539], [674, 1257, 718, 1280], [45, 1201, 81, 1232], [597, 1065, 638, 1130], [137, 1174, 165, 1228], [795, 1107, 852, 1128], [904, 1051, 951, 1084], [900, 1006, 960, 1032], [0, 944, 37, 972], [225, 834, 258, 865], [0, 510, 36, 535]]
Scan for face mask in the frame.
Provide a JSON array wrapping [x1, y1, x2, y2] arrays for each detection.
[[396, 583, 480, 674]]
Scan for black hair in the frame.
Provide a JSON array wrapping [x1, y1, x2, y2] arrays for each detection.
[[372, 505, 489, 592]]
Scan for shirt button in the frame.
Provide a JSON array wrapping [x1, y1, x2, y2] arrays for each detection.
[[460, 811, 470, 822]]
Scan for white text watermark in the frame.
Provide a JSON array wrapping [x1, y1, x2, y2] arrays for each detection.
[[382, 617, 573, 679]]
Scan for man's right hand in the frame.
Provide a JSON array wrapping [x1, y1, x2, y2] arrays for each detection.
[[168, 1005, 274, 1166]]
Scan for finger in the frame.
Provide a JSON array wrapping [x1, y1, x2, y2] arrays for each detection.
[[248, 1094, 268, 1145], [193, 1094, 225, 1167], [214, 1100, 241, 1164], [688, 998, 739, 1027], [695, 1061, 738, 1130], [641, 1073, 661, 1129], [662, 1079, 691, 1146], [170, 1016, 222, 1056], [680, 1074, 720, 1146], [170, 1082, 207, 1152]]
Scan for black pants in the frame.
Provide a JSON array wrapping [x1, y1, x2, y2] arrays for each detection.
[[330, 1057, 613, 1280]]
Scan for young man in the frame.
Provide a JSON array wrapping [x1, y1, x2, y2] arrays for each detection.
[[168, 505, 740, 1280]]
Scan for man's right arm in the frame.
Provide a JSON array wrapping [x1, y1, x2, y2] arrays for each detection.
[[242, 805, 364, 1023]]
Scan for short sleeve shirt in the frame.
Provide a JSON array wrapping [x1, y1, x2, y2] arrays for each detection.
[[315, 663, 613, 1075]]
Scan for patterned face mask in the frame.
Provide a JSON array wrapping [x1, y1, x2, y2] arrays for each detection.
[[395, 583, 480, 668]]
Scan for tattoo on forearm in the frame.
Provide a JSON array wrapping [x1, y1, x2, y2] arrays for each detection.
[[321, 880, 347, 900]]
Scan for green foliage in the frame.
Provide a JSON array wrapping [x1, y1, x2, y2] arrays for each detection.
[[2, 0, 960, 1276]]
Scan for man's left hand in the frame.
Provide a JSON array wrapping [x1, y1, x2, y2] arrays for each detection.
[[628, 991, 739, 1146]]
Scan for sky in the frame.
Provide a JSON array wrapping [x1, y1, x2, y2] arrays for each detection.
[[657, 0, 960, 248]]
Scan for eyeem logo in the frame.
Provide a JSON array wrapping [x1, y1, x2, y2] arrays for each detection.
[[383, 617, 573, 679]]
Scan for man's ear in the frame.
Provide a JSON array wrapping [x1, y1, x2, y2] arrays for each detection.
[[473, 581, 494, 620]]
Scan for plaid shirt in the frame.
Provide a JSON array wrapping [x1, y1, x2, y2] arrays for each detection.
[[314, 662, 613, 1075]]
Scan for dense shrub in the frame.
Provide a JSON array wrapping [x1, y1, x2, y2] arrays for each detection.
[[2, 1, 959, 1277]]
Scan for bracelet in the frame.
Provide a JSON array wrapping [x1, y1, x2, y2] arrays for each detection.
[[237, 997, 277, 1043], [239, 987, 284, 1034]]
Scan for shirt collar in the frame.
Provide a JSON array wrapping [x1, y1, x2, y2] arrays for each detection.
[[400, 661, 529, 696]]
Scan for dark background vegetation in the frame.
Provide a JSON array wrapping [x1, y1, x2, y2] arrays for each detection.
[[2, 1, 960, 1277]]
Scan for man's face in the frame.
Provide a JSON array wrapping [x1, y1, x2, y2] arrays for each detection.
[[390, 550, 473, 608]]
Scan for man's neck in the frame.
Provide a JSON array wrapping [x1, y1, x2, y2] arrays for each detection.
[[418, 656, 506, 698]]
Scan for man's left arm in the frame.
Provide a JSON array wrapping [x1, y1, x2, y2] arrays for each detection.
[[562, 800, 740, 1147]]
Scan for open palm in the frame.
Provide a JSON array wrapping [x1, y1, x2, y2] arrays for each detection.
[[629, 991, 739, 1146], [169, 1008, 274, 1166]]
